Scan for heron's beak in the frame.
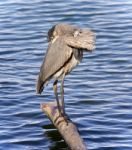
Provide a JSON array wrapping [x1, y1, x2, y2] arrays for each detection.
[[85, 31, 96, 52]]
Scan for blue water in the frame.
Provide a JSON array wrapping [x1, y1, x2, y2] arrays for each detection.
[[0, 0, 132, 150]]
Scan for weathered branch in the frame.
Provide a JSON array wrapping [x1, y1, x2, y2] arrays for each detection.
[[41, 102, 87, 150]]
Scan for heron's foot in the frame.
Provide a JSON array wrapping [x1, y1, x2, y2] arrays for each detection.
[[58, 111, 69, 125]]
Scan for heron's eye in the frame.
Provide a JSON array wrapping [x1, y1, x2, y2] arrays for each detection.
[[73, 30, 79, 37]]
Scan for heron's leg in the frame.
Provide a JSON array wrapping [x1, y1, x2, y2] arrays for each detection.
[[60, 74, 69, 125], [60, 73, 65, 115], [53, 80, 62, 116]]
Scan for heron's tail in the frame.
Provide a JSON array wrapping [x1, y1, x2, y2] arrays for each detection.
[[36, 75, 44, 94]]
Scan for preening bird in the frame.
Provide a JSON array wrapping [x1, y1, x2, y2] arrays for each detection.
[[36, 23, 95, 118]]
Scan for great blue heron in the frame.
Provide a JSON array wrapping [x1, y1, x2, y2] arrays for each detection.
[[36, 23, 95, 119]]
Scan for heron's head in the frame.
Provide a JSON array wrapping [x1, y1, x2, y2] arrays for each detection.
[[72, 28, 96, 51]]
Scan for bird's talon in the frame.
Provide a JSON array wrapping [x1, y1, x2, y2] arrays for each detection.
[[63, 116, 69, 125], [58, 112, 69, 125], [62, 114, 69, 125]]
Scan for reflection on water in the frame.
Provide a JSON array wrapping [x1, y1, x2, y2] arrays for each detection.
[[43, 124, 68, 150], [0, 0, 132, 149]]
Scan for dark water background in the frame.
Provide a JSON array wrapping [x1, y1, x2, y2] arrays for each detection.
[[0, 0, 132, 150]]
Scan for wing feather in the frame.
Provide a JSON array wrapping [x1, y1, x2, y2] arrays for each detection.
[[63, 29, 96, 50], [36, 37, 72, 93]]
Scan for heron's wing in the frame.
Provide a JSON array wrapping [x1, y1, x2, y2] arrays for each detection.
[[36, 38, 72, 94], [37, 37, 72, 92], [63, 29, 96, 51]]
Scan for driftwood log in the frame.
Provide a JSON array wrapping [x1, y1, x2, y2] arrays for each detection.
[[41, 102, 87, 150]]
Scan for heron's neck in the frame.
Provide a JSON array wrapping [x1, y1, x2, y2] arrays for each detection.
[[73, 49, 83, 62]]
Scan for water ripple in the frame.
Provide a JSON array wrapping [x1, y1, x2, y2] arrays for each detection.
[[0, 0, 132, 149]]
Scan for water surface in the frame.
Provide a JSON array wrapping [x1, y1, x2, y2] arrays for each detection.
[[0, 0, 132, 150]]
